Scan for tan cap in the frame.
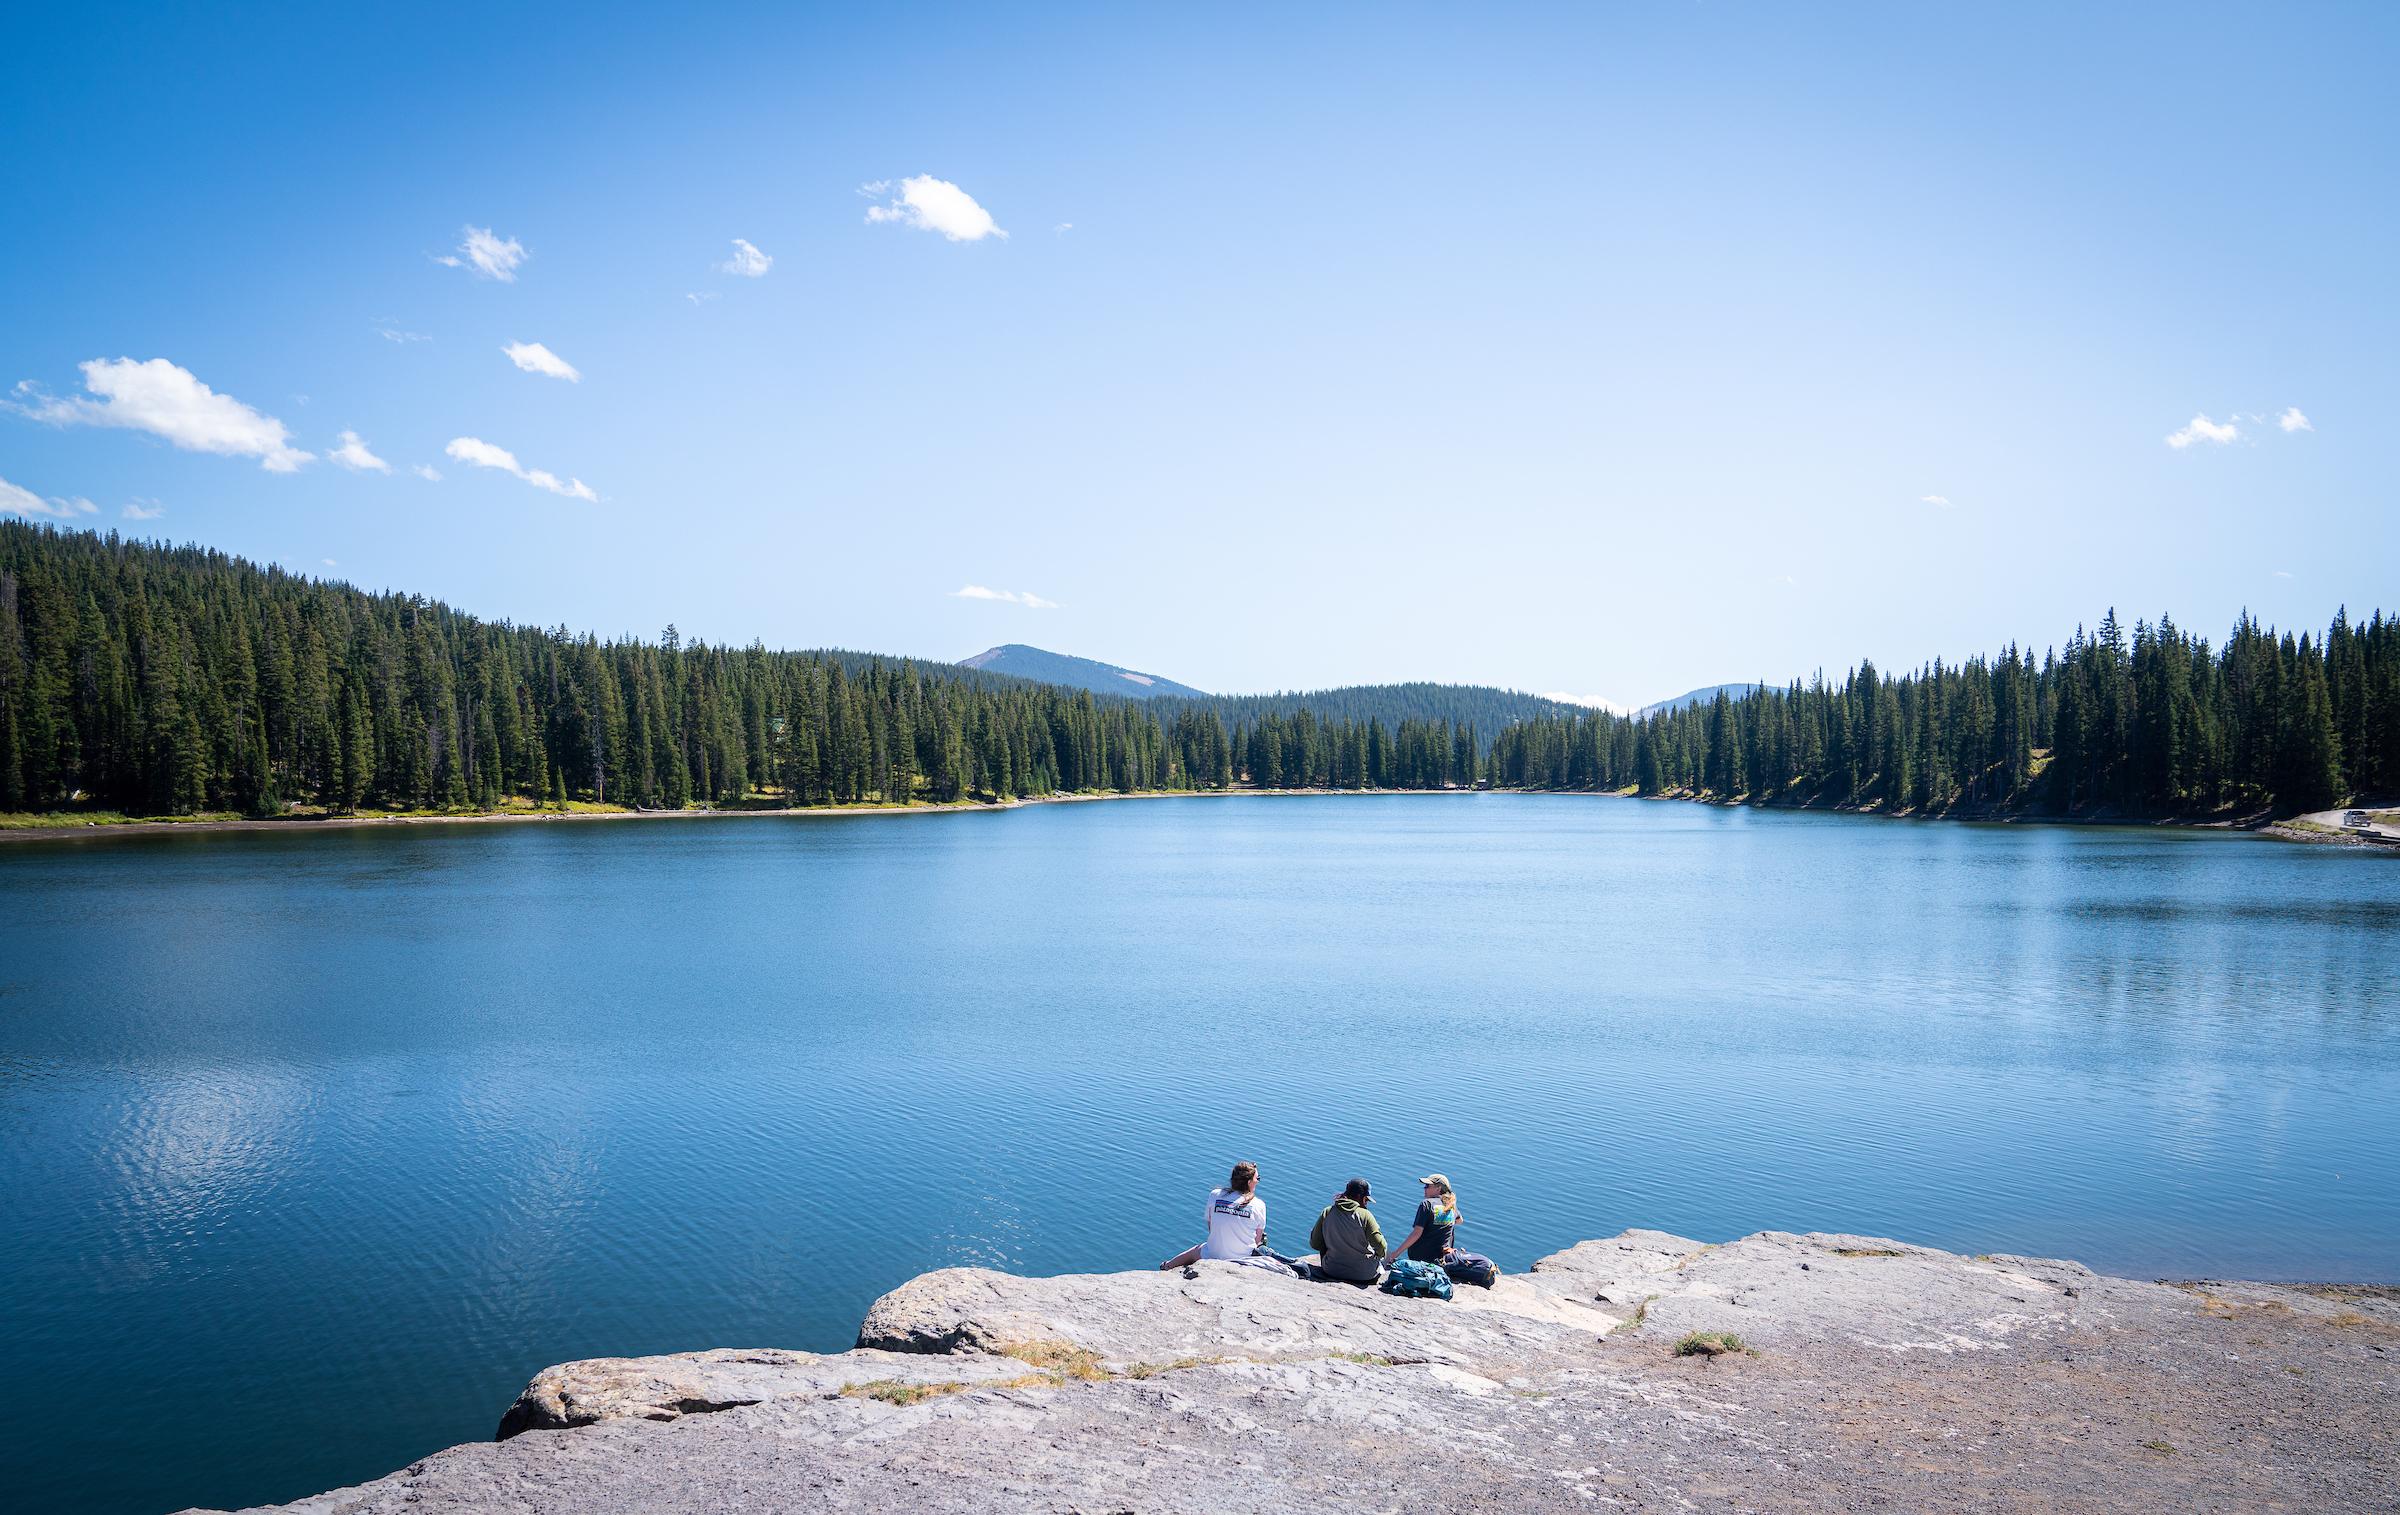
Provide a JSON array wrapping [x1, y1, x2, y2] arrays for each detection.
[[1419, 1173, 1452, 1192]]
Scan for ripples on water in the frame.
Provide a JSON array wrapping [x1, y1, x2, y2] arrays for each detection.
[[2, 795, 2396, 1514]]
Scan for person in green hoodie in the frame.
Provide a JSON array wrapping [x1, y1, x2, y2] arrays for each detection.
[[1308, 1178, 1388, 1286]]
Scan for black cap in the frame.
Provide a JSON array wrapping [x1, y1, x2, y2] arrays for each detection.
[[1343, 1177, 1372, 1202]]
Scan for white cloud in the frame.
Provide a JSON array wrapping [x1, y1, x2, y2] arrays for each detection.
[[444, 436, 598, 501], [952, 584, 1057, 609], [1541, 691, 1635, 715], [502, 341, 581, 382], [437, 225, 528, 281], [8, 357, 312, 471], [1919, 494, 1952, 507], [0, 477, 50, 515], [0, 474, 102, 520], [685, 290, 720, 306], [718, 237, 773, 276], [1055, 222, 1073, 234], [2273, 569, 2294, 578], [413, 463, 443, 482], [2278, 406, 2313, 433], [864, 176, 1006, 241], [323, 558, 338, 568], [329, 429, 391, 473], [2166, 413, 2240, 449], [377, 322, 429, 343], [122, 498, 165, 520]]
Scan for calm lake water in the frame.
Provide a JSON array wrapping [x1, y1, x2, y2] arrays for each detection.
[[5, 795, 2398, 1513]]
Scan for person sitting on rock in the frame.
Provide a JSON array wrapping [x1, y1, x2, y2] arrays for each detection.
[[1386, 1172, 1461, 1264], [1159, 1161, 1270, 1270], [1308, 1178, 1388, 1286]]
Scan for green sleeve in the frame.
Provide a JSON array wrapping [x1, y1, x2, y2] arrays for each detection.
[[1309, 1210, 1326, 1253], [1364, 1211, 1387, 1255]]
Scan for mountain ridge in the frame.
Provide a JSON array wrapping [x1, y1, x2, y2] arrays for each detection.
[[959, 644, 1209, 701], [1639, 682, 1764, 718]]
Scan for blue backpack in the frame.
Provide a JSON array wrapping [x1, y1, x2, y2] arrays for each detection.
[[1380, 1258, 1454, 1300]]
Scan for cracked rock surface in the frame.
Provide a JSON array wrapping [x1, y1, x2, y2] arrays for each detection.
[[190, 1229, 2399, 1513]]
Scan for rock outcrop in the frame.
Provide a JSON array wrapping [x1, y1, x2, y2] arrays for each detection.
[[191, 1229, 2398, 1514], [492, 1347, 1040, 1439]]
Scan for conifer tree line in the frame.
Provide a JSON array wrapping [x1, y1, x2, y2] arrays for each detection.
[[1487, 609, 2398, 817], [5, 526, 2388, 820], [0, 525, 1473, 815]]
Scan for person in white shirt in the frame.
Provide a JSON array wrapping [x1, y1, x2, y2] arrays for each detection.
[[1158, 1161, 1267, 1269]]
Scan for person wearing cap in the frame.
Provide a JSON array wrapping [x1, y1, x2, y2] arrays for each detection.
[[1307, 1178, 1388, 1285], [1387, 1173, 1462, 1265]]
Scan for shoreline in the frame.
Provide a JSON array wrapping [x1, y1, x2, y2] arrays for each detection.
[[0, 785, 1477, 845], [1523, 785, 2400, 845], [4, 783, 2386, 846]]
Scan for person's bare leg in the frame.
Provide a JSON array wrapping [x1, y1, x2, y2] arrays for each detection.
[[1157, 1244, 1201, 1270]]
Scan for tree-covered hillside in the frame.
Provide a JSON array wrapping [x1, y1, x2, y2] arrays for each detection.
[[1168, 684, 1573, 751], [1, 524, 2389, 823], [0, 525, 1475, 815], [1488, 609, 2398, 818]]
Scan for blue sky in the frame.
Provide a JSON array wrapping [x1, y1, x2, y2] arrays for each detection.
[[2, 2, 2391, 706]]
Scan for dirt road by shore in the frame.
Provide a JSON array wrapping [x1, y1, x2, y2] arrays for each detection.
[[2274, 807, 2400, 848]]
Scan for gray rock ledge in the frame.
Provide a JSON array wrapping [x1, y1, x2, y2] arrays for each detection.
[[191, 1228, 2398, 1513]]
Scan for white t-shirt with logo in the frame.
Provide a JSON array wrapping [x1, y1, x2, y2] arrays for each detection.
[[1201, 1187, 1266, 1260]]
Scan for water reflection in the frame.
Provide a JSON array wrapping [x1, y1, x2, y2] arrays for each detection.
[[90, 1063, 314, 1294]]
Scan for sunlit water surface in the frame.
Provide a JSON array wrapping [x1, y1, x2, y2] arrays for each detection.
[[4, 795, 2397, 1513]]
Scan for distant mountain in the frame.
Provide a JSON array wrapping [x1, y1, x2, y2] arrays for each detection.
[[1637, 683, 1762, 718], [1539, 691, 1637, 716], [960, 644, 1209, 701], [958, 643, 1739, 739], [956, 647, 1577, 750]]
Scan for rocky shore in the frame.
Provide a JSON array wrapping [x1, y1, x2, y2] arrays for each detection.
[[195, 1229, 2396, 1513]]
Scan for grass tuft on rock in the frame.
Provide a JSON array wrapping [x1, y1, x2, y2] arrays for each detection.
[[847, 1342, 1226, 1403], [843, 1379, 968, 1406], [1833, 1247, 1905, 1259], [1674, 1330, 1753, 1359], [1123, 1355, 1228, 1379], [997, 1339, 1110, 1380], [843, 1371, 1061, 1405], [2185, 1288, 2294, 1321]]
